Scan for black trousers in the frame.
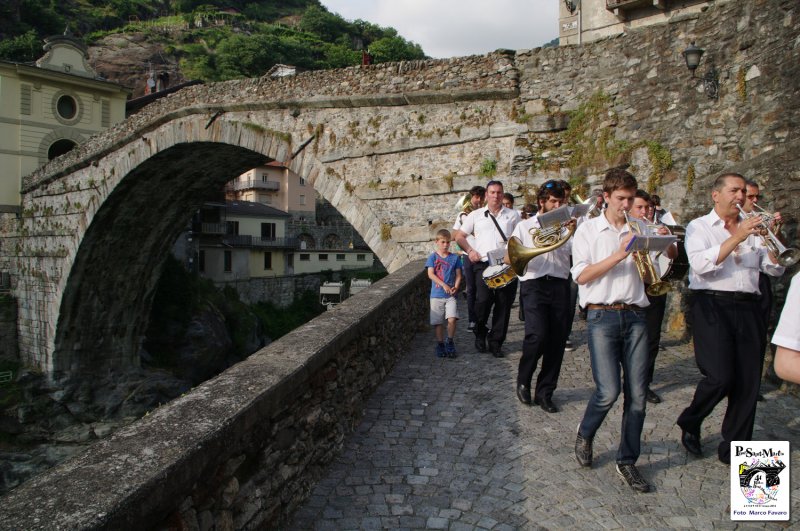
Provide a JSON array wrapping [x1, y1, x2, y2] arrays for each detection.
[[677, 292, 762, 461], [565, 276, 579, 338], [472, 261, 517, 350], [645, 292, 667, 387], [463, 258, 477, 323], [757, 272, 773, 365], [517, 277, 570, 400]]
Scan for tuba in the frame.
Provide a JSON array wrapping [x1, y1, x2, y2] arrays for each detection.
[[736, 204, 800, 267], [455, 192, 474, 215], [507, 220, 577, 276], [623, 211, 671, 296]]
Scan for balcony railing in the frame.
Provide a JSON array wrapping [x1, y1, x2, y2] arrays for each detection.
[[607, 0, 665, 10], [225, 180, 280, 192], [199, 222, 227, 234], [223, 235, 299, 248]]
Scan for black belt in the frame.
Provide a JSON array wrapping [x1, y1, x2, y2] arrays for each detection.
[[532, 275, 568, 281], [694, 289, 759, 302]]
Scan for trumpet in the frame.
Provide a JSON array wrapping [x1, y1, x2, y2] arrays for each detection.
[[507, 220, 576, 276], [736, 204, 800, 267], [623, 211, 671, 296]]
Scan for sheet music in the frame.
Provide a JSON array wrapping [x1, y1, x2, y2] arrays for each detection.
[[537, 205, 571, 228], [625, 234, 677, 253], [569, 203, 591, 218]]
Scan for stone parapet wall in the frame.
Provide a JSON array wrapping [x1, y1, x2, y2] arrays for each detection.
[[0, 261, 427, 529], [219, 274, 321, 307]]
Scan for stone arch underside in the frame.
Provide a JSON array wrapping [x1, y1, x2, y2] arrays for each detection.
[[53, 142, 267, 376]]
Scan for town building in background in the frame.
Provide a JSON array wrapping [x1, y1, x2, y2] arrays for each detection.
[[559, 0, 710, 45], [178, 163, 376, 286], [0, 31, 130, 212]]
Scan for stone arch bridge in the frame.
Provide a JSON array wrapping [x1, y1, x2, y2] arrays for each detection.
[[1, 0, 799, 380]]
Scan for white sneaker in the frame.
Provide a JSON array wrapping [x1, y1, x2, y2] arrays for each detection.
[[564, 340, 574, 352]]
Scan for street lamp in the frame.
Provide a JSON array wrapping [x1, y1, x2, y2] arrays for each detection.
[[682, 41, 719, 99]]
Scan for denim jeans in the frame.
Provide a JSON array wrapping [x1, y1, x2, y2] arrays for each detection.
[[578, 308, 648, 464]]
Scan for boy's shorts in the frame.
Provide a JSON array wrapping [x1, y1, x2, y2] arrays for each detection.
[[430, 296, 459, 325]]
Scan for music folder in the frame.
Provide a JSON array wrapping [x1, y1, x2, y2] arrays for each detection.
[[625, 234, 677, 253], [569, 203, 591, 218], [537, 205, 571, 228]]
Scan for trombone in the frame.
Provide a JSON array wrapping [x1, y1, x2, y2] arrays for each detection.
[[623, 211, 671, 296], [736, 204, 800, 267]]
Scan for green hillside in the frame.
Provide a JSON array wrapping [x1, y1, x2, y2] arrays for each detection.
[[0, 0, 426, 81]]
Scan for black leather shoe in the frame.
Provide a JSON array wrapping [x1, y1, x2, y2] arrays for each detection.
[[474, 336, 487, 353], [491, 348, 504, 358], [516, 384, 532, 405], [757, 393, 765, 402], [645, 388, 661, 404], [719, 453, 731, 465], [681, 429, 702, 457], [534, 397, 558, 413]]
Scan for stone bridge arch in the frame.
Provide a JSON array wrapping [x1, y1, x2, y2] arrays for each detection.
[[14, 113, 404, 378]]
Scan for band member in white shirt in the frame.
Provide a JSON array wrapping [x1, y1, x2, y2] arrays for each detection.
[[506, 180, 574, 413], [571, 168, 652, 493], [677, 173, 784, 465], [454, 180, 521, 357], [631, 190, 677, 405], [773, 272, 800, 384], [453, 186, 486, 330]]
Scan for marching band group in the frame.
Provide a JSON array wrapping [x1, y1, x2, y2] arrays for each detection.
[[425, 167, 798, 494]]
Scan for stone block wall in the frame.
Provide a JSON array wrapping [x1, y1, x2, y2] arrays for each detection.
[[0, 261, 427, 530], [219, 274, 321, 307]]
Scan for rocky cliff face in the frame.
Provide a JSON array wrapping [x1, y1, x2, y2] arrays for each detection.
[[88, 32, 185, 98]]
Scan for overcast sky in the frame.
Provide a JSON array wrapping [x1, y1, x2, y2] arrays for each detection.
[[318, 1, 559, 59]]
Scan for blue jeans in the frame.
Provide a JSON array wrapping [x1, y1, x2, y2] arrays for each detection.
[[578, 308, 648, 464]]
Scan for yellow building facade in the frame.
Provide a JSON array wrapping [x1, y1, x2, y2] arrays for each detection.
[[0, 33, 129, 212]]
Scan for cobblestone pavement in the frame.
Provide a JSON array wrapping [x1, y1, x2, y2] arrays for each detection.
[[289, 297, 800, 530]]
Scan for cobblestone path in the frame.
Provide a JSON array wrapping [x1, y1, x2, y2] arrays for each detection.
[[289, 298, 800, 530]]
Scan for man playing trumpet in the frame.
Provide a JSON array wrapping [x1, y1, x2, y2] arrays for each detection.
[[677, 173, 784, 465], [505, 180, 575, 413]]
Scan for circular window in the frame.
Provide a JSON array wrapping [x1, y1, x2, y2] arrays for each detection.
[[51, 91, 83, 125], [48, 139, 77, 160], [56, 95, 77, 120]]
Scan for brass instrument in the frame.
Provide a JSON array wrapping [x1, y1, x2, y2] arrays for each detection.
[[736, 204, 800, 267], [623, 211, 671, 296], [507, 220, 577, 276], [573, 193, 601, 219], [455, 192, 475, 215]]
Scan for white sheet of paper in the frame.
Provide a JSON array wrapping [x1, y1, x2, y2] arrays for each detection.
[[537, 205, 571, 228], [569, 204, 591, 218], [628, 234, 677, 252]]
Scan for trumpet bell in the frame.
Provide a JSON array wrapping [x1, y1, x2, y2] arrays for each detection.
[[778, 248, 800, 267], [507, 222, 576, 276], [646, 280, 671, 297]]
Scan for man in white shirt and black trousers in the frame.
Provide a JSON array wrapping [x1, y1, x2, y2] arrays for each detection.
[[571, 168, 652, 493], [506, 180, 574, 413], [454, 180, 521, 357], [677, 172, 784, 465]]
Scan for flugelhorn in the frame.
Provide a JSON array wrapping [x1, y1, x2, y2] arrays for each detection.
[[623, 211, 671, 296], [736, 204, 799, 267], [507, 220, 576, 276]]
